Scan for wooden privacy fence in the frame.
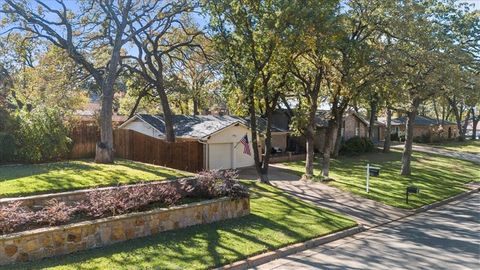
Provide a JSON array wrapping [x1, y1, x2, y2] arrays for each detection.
[[69, 125, 100, 159], [69, 127, 204, 172]]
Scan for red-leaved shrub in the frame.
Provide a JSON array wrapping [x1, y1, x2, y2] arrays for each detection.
[[0, 171, 248, 235], [34, 199, 78, 226], [80, 183, 182, 218], [193, 170, 249, 199], [0, 202, 34, 234]]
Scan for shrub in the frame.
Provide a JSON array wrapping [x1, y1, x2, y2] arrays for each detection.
[[34, 199, 77, 226], [341, 136, 375, 155], [14, 107, 72, 163], [80, 184, 182, 218], [0, 202, 34, 235], [390, 133, 399, 142], [413, 134, 431, 143], [0, 175, 249, 235], [194, 170, 249, 199], [0, 132, 16, 162]]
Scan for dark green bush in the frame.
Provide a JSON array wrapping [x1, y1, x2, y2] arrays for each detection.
[[413, 134, 431, 143], [0, 132, 16, 163], [341, 136, 375, 155], [14, 108, 72, 163]]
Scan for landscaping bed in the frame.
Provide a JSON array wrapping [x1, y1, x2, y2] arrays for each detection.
[[0, 171, 250, 265], [284, 149, 480, 209], [0, 159, 192, 198], [1, 181, 356, 270]]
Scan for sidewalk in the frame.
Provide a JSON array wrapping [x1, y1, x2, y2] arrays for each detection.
[[392, 144, 480, 164], [239, 165, 410, 228]]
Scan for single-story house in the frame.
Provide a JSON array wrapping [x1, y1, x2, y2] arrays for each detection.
[[390, 115, 458, 141], [271, 109, 385, 153], [118, 114, 288, 170], [313, 110, 386, 151]]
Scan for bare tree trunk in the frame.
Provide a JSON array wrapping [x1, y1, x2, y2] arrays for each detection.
[[157, 85, 175, 142], [332, 116, 343, 158], [305, 134, 315, 178], [383, 107, 392, 153], [322, 120, 337, 177], [462, 109, 471, 140], [247, 84, 268, 183], [368, 97, 378, 140], [304, 109, 317, 179], [447, 97, 466, 141], [128, 91, 146, 119], [193, 97, 199, 115], [401, 98, 420, 176], [471, 108, 478, 140], [95, 38, 123, 163], [433, 99, 440, 124], [261, 107, 277, 180]]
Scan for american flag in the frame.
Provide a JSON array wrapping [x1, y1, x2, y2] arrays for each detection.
[[239, 134, 251, 156]]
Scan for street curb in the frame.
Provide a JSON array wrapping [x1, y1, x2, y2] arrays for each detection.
[[215, 225, 365, 270], [216, 187, 479, 270], [413, 186, 479, 214]]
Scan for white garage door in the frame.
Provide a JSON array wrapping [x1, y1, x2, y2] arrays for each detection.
[[209, 143, 232, 170]]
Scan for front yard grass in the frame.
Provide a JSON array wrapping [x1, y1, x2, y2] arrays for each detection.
[[0, 159, 192, 198], [3, 181, 356, 270], [285, 150, 479, 209], [419, 140, 480, 154]]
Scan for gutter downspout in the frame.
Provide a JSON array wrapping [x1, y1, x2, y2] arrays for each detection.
[[198, 138, 209, 171]]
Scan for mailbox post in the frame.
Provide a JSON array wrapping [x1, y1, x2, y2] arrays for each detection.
[[365, 164, 380, 193], [406, 186, 419, 204]]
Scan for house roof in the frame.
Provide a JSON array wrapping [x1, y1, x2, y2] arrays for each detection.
[[315, 110, 385, 128], [122, 114, 287, 140], [391, 115, 456, 126]]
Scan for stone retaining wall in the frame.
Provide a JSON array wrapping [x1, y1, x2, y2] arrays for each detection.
[[0, 177, 197, 208], [0, 197, 250, 265]]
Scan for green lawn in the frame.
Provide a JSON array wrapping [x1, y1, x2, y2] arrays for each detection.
[[285, 150, 479, 209], [3, 182, 356, 270], [0, 159, 191, 198], [419, 140, 480, 154]]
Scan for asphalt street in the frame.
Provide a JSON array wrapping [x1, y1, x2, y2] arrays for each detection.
[[254, 192, 480, 270]]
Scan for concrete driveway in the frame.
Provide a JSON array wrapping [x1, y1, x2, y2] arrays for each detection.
[[238, 164, 410, 228], [253, 192, 480, 270]]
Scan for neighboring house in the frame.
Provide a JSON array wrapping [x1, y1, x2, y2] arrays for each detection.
[[314, 110, 386, 151], [271, 109, 385, 153], [75, 102, 127, 126], [119, 114, 288, 170], [390, 115, 458, 140]]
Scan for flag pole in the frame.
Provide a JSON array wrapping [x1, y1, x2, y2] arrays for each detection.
[[234, 133, 248, 149]]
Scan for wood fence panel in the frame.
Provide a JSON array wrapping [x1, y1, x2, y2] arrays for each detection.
[[69, 125, 99, 159], [69, 127, 203, 172]]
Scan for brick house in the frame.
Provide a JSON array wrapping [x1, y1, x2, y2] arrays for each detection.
[[272, 109, 385, 153], [314, 110, 385, 152], [390, 115, 458, 141]]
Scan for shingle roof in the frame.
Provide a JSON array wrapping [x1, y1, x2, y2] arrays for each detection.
[[315, 110, 385, 127], [391, 115, 456, 126], [134, 114, 286, 139]]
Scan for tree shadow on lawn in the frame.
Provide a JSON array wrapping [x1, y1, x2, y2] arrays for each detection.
[[328, 152, 475, 208], [3, 182, 355, 270], [3, 214, 353, 270], [0, 161, 96, 182], [0, 159, 189, 198]]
